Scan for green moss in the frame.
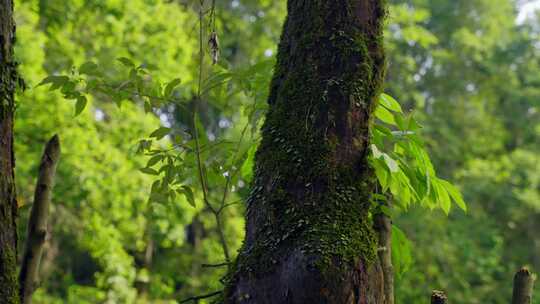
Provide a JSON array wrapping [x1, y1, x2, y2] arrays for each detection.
[[0, 60, 21, 118], [0, 247, 20, 304], [224, 0, 387, 296]]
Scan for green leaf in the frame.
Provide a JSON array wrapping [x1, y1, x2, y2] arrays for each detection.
[[398, 183, 412, 208], [137, 139, 152, 153], [374, 124, 393, 136], [434, 179, 451, 215], [241, 145, 257, 181], [392, 225, 413, 277], [372, 158, 390, 191], [389, 172, 401, 199], [379, 205, 393, 217], [372, 193, 387, 202], [79, 61, 99, 75], [203, 70, 232, 94], [371, 144, 383, 159], [150, 127, 171, 140], [180, 185, 196, 207], [372, 145, 398, 173], [440, 179, 467, 212], [158, 163, 172, 174], [144, 100, 152, 113], [424, 170, 432, 202], [140, 167, 159, 175], [383, 154, 399, 173], [164, 78, 181, 97], [375, 106, 396, 125], [149, 180, 163, 202], [38, 75, 69, 88], [407, 115, 423, 131], [61, 81, 77, 97], [372, 129, 384, 147], [394, 113, 407, 130], [146, 155, 164, 168], [380, 93, 403, 113], [117, 57, 135, 67], [74, 95, 87, 116]]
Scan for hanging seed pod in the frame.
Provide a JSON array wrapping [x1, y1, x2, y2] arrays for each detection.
[[208, 31, 220, 65]]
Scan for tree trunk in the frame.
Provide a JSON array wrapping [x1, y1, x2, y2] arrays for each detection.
[[19, 135, 60, 304], [512, 268, 534, 304], [0, 0, 21, 303], [224, 1, 387, 303]]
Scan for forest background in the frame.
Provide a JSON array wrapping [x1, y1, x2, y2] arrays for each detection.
[[10, 0, 540, 303]]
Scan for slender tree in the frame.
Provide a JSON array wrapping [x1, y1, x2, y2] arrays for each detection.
[[224, 1, 387, 302], [0, 0, 21, 303], [375, 210, 393, 304], [19, 135, 60, 304]]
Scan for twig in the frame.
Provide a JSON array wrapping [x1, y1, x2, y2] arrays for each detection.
[[19, 135, 61, 304], [202, 262, 230, 268], [95, 83, 188, 110], [193, 0, 231, 264], [214, 213, 231, 263], [219, 199, 242, 212], [211, 119, 254, 266], [512, 267, 535, 304], [180, 290, 222, 303]]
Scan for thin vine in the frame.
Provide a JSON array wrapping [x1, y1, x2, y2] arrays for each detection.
[[193, 0, 231, 265]]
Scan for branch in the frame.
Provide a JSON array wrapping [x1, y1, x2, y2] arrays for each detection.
[[431, 290, 447, 304], [19, 135, 60, 304], [512, 267, 535, 304], [192, 0, 231, 265], [180, 290, 222, 303], [201, 262, 230, 268]]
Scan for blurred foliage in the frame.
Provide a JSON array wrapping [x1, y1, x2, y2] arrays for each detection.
[[385, 0, 540, 303], [11, 0, 540, 303]]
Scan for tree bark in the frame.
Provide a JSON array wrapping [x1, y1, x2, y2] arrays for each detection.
[[19, 135, 60, 304], [0, 0, 21, 303], [512, 267, 535, 304], [224, 1, 387, 303]]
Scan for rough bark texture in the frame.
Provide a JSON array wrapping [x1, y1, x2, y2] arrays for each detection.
[[19, 135, 60, 304], [512, 268, 535, 304], [431, 291, 447, 304], [0, 0, 21, 303], [224, 1, 387, 303]]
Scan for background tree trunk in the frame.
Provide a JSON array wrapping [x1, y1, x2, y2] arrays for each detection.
[[224, 1, 387, 303], [431, 291, 447, 304], [19, 135, 60, 304], [512, 268, 535, 304], [375, 210, 394, 304], [0, 0, 21, 303]]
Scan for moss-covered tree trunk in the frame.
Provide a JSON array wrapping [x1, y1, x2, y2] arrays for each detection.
[[0, 1, 20, 303], [224, 1, 387, 303]]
